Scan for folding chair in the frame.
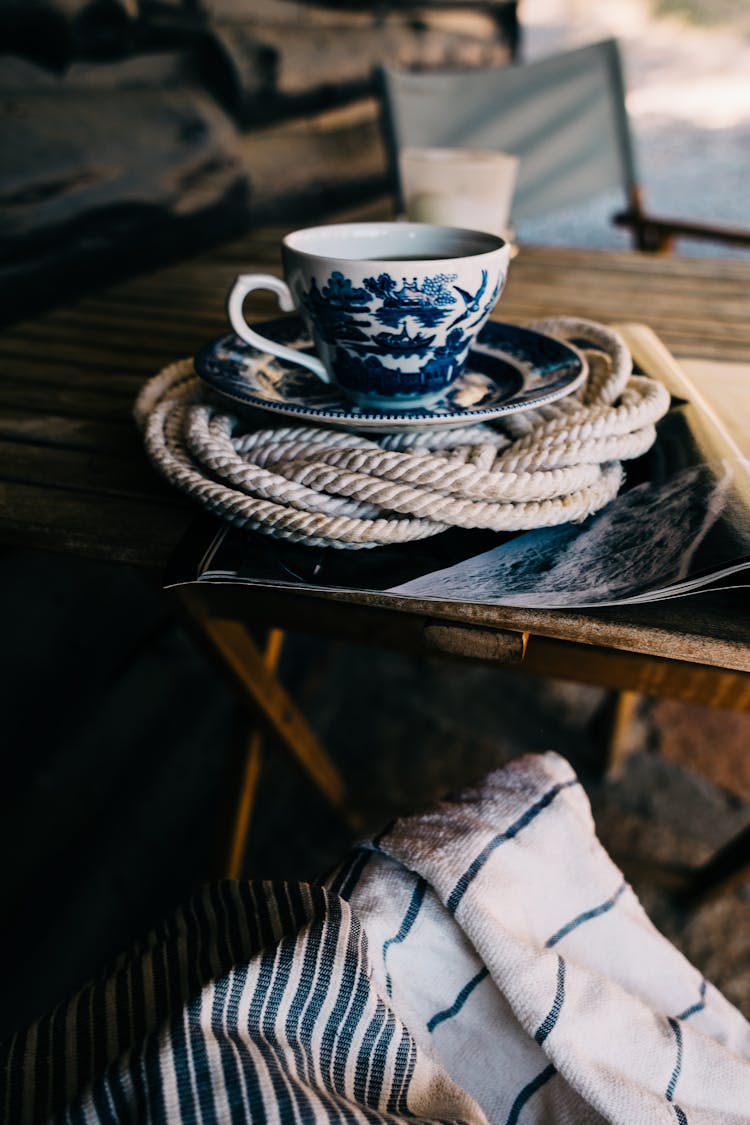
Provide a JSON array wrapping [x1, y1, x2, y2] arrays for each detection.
[[379, 38, 750, 253]]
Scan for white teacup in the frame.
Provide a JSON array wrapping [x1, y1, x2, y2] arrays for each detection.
[[227, 221, 510, 410]]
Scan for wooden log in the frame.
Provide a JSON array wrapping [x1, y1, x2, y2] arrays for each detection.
[[0, 0, 138, 70], [1, 51, 198, 92], [0, 72, 245, 236], [202, 0, 514, 123], [200, 22, 280, 115], [0, 67, 250, 325], [238, 98, 390, 220]]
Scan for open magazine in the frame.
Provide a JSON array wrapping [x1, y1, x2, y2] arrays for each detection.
[[166, 325, 750, 609]]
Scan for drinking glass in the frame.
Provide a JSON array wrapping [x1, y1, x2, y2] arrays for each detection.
[[399, 147, 519, 240]]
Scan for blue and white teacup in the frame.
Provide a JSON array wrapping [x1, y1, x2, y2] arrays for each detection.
[[227, 222, 510, 410]]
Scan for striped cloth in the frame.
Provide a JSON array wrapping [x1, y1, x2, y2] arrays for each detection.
[[2, 753, 749, 1123]]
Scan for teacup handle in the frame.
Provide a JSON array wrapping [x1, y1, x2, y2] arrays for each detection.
[[227, 274, 329, 381]]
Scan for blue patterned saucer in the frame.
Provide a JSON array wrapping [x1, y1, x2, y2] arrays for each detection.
[[194, 317, 587, 432]]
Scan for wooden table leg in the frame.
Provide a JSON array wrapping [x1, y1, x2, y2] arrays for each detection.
[[174, 589, 362, 835], [224, 628, 284, 879], [601, 690, 643, 777]]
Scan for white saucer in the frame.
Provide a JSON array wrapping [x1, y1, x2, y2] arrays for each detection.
[[194, 318, 587, 432]]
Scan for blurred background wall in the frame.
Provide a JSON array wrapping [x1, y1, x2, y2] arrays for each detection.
[[0, 0, 518, 324]]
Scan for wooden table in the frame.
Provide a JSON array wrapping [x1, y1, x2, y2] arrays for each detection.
[[3, 228, 750, 867]]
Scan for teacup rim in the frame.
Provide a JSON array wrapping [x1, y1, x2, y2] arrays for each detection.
[[282, 221, 507, 265]]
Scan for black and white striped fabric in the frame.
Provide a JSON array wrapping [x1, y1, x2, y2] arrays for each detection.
[[3, 753, 749, 1123]]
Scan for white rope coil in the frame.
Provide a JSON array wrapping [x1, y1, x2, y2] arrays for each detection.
[[134, 317, 671, 549]]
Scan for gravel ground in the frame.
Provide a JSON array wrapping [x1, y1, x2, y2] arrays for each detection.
[[517, 0, 750, 254]]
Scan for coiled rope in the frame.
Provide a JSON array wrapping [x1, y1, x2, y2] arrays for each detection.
[[134, 317, 670, 549]]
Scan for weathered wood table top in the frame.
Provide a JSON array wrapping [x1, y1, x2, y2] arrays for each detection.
[[2, 226, 750, 685]]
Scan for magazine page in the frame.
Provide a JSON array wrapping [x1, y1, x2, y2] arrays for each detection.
[[679, 356, 750, 458], [170, 325, 750, 608], [391, 325, 750, 608]]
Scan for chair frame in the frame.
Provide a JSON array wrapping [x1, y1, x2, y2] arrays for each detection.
[[378, 39, 750, 254]]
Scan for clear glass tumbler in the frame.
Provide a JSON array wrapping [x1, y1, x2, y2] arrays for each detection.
[[399, 147, 519, 240]]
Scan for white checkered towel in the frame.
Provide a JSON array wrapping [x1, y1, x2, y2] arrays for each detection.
[[3, 753, 749, 1122]]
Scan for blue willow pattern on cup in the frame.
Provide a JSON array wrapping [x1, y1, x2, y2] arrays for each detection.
[[300, 268, 504, 398], [193, 318, 587, 431]]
